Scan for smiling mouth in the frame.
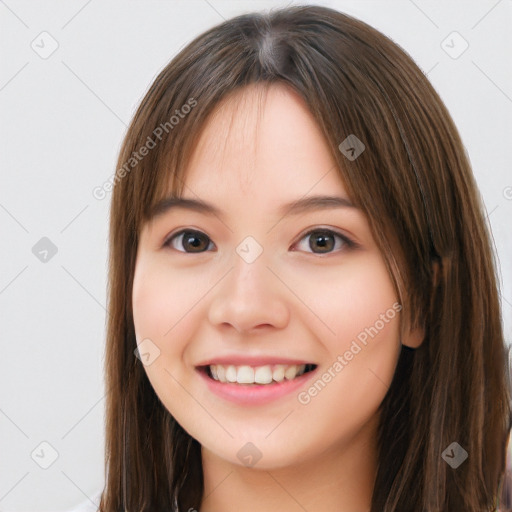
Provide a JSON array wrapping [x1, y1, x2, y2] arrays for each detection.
[[198, 363, 318, 385]]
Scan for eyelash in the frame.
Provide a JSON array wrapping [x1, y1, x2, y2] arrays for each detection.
[[162, 227, 358, 255]]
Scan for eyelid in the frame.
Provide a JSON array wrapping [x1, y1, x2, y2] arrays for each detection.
[[163, 228, 215, 252], [162, 226, 359, 253], [292, 226, 358, 253]]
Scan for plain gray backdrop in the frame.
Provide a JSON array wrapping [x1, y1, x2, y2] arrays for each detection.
[[1, 0, 511, 510]]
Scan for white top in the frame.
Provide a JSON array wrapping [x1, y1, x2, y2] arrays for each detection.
[[65, 491, 102, 512]]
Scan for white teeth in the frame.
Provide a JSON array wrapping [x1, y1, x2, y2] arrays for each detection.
[[272, 364, 286, 382], [254, 366, 273, 384], [225, 365, 237, 383], [236, 365, 254, 384], [286, 364, 306, 379], [216, 364, 226, 382], [284, 365, 298, 380], [209, 363, 309, 384]]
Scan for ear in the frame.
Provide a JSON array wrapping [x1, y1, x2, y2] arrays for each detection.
[[402, 324, 425, 349]]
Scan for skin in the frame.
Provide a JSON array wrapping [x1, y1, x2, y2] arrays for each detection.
[[132, 83, 423, 512]]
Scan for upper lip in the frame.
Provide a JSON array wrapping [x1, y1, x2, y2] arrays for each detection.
[[196, 356, 316, 367]]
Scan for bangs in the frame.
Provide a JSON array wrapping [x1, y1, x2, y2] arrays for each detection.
[[147, 82, 273, 223]]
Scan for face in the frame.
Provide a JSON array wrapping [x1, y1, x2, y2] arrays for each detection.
[[132, 83, 411, 471]]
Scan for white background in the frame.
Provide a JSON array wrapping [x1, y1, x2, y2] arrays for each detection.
[[1, 1, 511, 510]]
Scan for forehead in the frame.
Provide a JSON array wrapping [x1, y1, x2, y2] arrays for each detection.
[[180, 82, 348, 201]]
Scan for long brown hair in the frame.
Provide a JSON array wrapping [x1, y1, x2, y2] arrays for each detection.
[[100, 5, 511, 511]]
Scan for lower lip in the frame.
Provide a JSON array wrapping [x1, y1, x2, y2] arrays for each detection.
[[196, 367, 318, 405]]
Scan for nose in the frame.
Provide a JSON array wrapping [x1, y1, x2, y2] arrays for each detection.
[[207, 249, 290, 334]]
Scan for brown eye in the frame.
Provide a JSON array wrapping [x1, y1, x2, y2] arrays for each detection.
[[164, 230, 214, 253], [163, 227, 356, 255], [293, 228, 355, 255]]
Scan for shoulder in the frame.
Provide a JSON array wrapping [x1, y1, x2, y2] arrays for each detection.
[[65, 491, 102, 512]]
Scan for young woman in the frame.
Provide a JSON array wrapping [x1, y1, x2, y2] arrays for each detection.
[[95, 4, 511, 511]]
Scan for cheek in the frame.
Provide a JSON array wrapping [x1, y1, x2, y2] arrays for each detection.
[[131, 259, 184, 381], [337, 259, 399, 348], [132, 265, 169, 340], [131, 258, 195, 404], [285, 252, 399, 348], [131, 255, 216, 377], [294, 257, 401, 435], [132, 256, 202, 339]]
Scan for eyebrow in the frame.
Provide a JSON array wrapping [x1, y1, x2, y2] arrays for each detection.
[[149, 194, 358, 221]]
